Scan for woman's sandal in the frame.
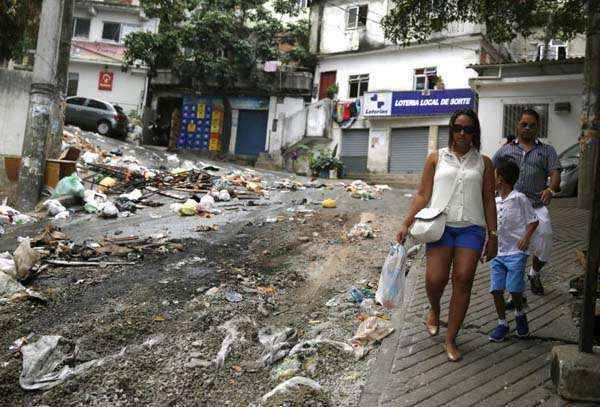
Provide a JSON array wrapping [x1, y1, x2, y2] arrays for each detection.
[[425, 310, 439, 336], [443, 342, 462, 362]]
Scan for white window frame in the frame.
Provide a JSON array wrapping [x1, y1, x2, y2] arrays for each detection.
[[348, 74, 369, 98], [101, 21, 122, 43], [413, 67, 437, 91], [346, 4, 368, 30], [72, 17, 91, 39]]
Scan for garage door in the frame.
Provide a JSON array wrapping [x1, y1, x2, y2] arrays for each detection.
[[389, 127, 429, 172], [235, 110, 269, 156], [437, 126, 450, 150], [341, 129, 369, 174]]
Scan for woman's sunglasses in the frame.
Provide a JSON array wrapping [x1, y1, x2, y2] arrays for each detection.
[[451, 125, 476, 134]]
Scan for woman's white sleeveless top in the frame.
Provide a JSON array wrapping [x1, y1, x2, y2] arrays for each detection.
[[429, 147, 486, 227]]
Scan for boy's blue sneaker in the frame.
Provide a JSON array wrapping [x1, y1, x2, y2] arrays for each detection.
[[489, 324, 509, 342], [515, 314, 529, 337]]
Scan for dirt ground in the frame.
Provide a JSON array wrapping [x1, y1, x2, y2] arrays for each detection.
[[0, 177, 412, 406]]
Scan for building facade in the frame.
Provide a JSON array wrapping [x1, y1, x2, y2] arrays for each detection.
[[307, 0, 504, 183], [69, 0, 159, 114]]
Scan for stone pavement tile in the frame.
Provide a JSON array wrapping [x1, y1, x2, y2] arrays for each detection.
[[382, 340, 538, 405], [444, 352, 550, 406], [479, 364, 550, 407]]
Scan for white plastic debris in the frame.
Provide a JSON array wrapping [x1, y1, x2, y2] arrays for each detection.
[[0, 252, 17, 279], [288, 339, 354, 358], [351, 316, 394, 359], [43, 200, 66, 216], [13, 238, 42, 281], [19, 335, 101, 390], [119, 189, 143, 202], [54, 211, 70, 220], [166, 154, 180, 166], [99, 202, 119, 219], [347, 223, 374, 239], [218, 189, 231, 202], [199, 194, 215, 212], [81, 151, 100, 164], [260, 376, 322, 403], [257, 326, 295, 366]]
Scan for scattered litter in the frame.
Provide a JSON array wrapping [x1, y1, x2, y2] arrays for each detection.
[[225, 290, 243, 303], [99, 176, 117, 190], [19, 335, 101, 390], [52, 173, 85, 199], [214, 318, 252, 368], [325, 296, 339, 307], [119, 189, 143, 202], [272, 356, 301, 382], [218, 189, 231, 202], [199, 194, 215, 212], [351, 316, 394, 359], [257, 326, 295, 367], [375, 244, 407, 309], [0, 252, 16, 279], [346, 180, 389, 200], [322, 198, 337, 208], [347, 223, 374, 239], [99, 202, 119, 219], [347, 286, 364, 303], [13, 238, 42, 281], [180, 199, 198, 216], [288, 339, 354, 358], [43, 200, 66, 216], [259, 376, 322, 403], [54, 211, 70, 220], [205, 287, 220, 296]]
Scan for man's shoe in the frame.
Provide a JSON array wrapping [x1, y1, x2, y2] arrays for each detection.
[[489, 324, 509, 342], [505, 296, 528, 311], [515, 314, 529, 337], [528, 274, 545, 295]]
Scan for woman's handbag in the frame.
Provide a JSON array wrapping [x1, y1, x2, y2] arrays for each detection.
[[410, 207, 447, 243]]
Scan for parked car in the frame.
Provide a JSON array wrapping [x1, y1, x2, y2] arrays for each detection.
[[65, 97, 129, 138], [556, 143, 580, 197]]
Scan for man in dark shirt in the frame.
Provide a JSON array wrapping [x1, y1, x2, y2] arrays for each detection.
[[492, 109, 561, 296]]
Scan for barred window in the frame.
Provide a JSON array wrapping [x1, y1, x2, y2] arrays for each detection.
[[503, 104, 548, 139]]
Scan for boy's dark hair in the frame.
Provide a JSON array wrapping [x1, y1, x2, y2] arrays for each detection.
[[520, 108, 540, 124], [496, 158, 520, 187]]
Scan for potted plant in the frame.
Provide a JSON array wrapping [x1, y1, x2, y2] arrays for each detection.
[[326, 83, 339, 99]]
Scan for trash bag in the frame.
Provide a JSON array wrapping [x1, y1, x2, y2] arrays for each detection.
[[322, 198, 336, 208], [180, 199, 199, 216], [13, 238, 42, 281], [0, 252, 16, 279], [218, 189, 231, 202], [375, 244, 407, 310], [99, 176, 117, 190], [19, 335, 101, 390], [99, 202, 119, 219], [43, 200, 66, 216], [52, 174, 85, 199], [198, 194, 215, 212]]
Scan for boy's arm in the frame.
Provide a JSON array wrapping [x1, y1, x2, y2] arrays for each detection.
[[517, 196, 539, 251]]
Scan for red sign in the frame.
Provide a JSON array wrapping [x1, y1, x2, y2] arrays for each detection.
[[98, 71, 114, 91]]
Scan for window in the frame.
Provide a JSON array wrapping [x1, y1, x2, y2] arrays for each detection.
[[72, 17, 91, 39], [67, 97, 86, 106], [102, 22, 121, 42], [346, 5, 368, 30], [414, 67, 437, 91], [348, 74, 369, 98], [503, 104, 549, 139], [67, 73, 79, 97], [87, 99, 108, 110], [536, 40, 568, 61]]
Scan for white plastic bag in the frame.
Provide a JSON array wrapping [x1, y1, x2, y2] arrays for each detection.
[[375, 244, 407, 309]]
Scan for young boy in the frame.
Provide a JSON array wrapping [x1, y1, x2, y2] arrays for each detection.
[[489, 159, 539, 342]]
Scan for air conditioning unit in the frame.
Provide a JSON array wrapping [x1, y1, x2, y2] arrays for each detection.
[[554, 102, 571, 113]]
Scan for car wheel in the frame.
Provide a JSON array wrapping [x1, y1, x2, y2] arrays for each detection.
[[97, 121, 111, 135]]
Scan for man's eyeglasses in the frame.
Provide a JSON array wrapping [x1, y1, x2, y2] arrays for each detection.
[[452, 125, 476, 134], [519, 122, 537, 130]]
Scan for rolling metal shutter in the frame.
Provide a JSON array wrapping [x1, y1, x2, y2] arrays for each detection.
[[437, 126, 450, 150], [389, 127, 429, 172], [341, 129, 369, 174]]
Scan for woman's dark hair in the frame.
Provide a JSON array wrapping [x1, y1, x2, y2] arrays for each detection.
[[448, 108, 481, 150], [520, 108, 540, 124], [496, 157, 520, 187]]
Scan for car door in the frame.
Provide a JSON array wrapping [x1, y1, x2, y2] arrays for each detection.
[[65, 97, 87, 125], [84, 99, 109, 128]]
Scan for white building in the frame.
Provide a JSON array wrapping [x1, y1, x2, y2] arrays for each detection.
[[306, 0, 504, 183], [69, 0, 159, 114]]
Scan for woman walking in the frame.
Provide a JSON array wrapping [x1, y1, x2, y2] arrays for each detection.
[[396, 109, 497, 362]]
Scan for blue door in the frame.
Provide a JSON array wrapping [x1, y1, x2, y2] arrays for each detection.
[[235, 109, 268, 156]]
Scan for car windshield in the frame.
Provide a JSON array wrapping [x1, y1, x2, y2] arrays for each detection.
[[559, 143, 579, 160]]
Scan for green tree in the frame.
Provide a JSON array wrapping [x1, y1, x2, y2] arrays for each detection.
[[123, 0, 311, 92], [0, 0, 42, 63]]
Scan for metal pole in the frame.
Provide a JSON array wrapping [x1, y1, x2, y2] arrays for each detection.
[[17, 0, 65, 210]]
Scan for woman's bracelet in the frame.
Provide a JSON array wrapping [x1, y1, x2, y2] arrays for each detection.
[[488, 230, 498, 238]]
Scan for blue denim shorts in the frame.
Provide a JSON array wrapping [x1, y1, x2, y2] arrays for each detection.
[[426, 225, 486, 253], [490, 253, 528, 293]]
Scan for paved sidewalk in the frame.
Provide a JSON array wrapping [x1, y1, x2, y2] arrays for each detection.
[[362, 199, 590, 407]]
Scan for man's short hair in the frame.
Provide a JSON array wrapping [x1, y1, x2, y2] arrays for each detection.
[[496, 158, 520, 187], [521, 109, 540, 124]]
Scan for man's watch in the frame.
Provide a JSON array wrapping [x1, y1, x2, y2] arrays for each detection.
[[546, 188, 557, 197], [488, 230, 498, 238]]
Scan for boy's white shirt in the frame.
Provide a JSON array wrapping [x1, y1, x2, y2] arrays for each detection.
[[496, 190, 538, 256]]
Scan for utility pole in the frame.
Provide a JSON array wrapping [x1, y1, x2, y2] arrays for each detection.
[[49, 0, 74, 160], [17, 0, 65, 211]]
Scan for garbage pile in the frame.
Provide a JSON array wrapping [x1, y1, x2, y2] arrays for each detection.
[[0, 199, 35, 235], [344, 180, 391, 200]]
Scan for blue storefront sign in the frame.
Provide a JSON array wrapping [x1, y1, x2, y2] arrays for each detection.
[[364, 89, 476, 117], [391, 89, 475, 116]]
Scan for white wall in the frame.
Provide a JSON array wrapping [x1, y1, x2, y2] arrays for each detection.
[[315, 39, 481, 100], [0, 69, 32, 156], [73, 6, 158, 43], [476, 77, 583, 157], [69, 62, 147, 113]]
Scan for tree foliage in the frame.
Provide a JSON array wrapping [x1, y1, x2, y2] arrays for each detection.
[[123, 0, 312, 92], [0, 0, 42, 63], [381, 0, 589, 46]]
